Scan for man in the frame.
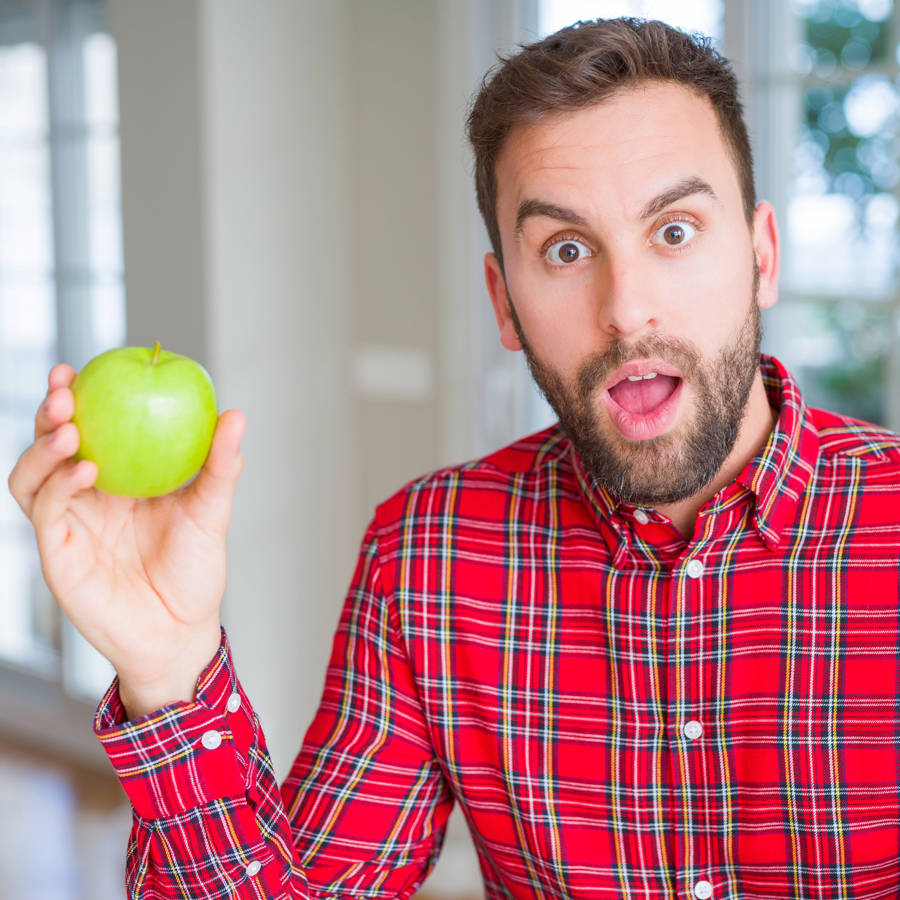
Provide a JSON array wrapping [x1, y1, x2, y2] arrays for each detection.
[[9, 16, 900, 900]]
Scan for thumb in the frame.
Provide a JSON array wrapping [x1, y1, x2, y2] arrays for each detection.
[[184, 408, 246, 535]]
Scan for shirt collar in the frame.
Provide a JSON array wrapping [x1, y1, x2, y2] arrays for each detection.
[[569, 354, 820, 553], [733, 354, 820, 548]]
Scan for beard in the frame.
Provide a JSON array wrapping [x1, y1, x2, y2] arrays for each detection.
[[506, 260, 762, 506]]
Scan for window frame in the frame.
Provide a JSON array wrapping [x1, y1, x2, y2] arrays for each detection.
[[0, 0, 122, 768]]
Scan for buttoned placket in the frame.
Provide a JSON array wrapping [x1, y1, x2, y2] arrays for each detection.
[[569, 428, 786, 896], [669, 529, 715, 899], [198, 689, 263, 882]]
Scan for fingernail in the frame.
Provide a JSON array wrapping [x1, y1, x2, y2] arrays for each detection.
[[47, 429, 58, 445]]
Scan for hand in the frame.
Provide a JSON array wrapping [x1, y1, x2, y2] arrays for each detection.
[[7, 363, 246, 718]]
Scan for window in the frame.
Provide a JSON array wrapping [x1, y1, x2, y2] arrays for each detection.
[[762, 0, 899, 428], [540, 0, 722, 41], [0, 0, 124, 701]]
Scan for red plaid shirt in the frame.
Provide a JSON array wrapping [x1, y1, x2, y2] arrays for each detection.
[[95, 354, 900, 899]]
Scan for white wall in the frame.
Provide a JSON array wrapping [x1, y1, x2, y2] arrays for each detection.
[[201, 0, 359, 783]]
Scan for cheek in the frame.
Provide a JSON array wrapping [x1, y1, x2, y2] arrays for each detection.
[[510, 278, 601, 367], [663, 250, 753, 339]]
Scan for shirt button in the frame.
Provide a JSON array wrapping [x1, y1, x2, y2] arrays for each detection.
[[245, 860, 262, 877], [686, 559, 704, 579], [226, 692, 241, 713], [694, 879, 713, 899], [634, 508, 650, 525], [201, 729, 222, 750], [683, 720, 703, 741]]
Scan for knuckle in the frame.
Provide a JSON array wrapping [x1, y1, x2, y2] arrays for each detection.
[[7, 468, 31, 517], [45, 390, 65, 418], [8, 448, 30, 490], [49, 422, 74, 448]]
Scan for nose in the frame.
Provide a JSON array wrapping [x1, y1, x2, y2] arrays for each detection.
[[597, 251, 660, 341]]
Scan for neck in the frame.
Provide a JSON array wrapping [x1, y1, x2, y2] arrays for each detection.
[[654, 372, 778, 541]]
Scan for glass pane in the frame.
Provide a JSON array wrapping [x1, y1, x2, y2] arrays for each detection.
[[0, 144, 54, 272], [786, 67, 900, 296], [87, 134, 123, 274], [0, 528, 58, 669], [778, 0, 899, 432], [0, 0, 126, 695], [764, 299, 892, 426], [0, 344, 54, 410], [0, 414, 33, 508], [84, 31, 118, 128], [0, 279, 57, 350], [91, 278, 125, 347], [794, 0, 893, 71], [0, 401, 61, 668], [0, 43, 47, 138], [540, 0, 723, 42], [0, 437, 28, 605]]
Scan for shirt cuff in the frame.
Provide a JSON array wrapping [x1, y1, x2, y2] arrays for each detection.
[[93, 627, 258, 820]]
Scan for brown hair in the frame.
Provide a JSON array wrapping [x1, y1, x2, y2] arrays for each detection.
[[465, 17, 756, 271]]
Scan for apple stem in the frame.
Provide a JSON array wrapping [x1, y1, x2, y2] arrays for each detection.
[[152, 341, 161, 365]]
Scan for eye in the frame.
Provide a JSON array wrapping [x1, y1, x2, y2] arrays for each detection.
[[544, 238, 593, 266], [651, 219, 697, 248]]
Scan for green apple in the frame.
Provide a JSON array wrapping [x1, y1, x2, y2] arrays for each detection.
[[71, 342, 218, 498]]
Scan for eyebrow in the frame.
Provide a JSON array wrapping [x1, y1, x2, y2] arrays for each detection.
[[639, 176, 718, 220], [514, 199, 591, 238], [513, 176, 719, 240]]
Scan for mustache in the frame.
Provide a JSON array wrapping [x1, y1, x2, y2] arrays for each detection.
[[576, 335, 702, 403]]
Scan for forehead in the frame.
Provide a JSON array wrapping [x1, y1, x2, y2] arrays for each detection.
[[494, 81, 741, 230]]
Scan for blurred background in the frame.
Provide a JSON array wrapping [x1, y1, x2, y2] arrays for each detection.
[[1, 0, 898, 896]]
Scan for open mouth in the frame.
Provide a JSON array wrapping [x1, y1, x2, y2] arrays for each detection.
[[602, 371, 685, 441], [607, 373, 681, 415]]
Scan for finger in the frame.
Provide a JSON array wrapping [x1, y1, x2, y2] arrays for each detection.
[[30, 457, 98, 559], [34, 382, 76, 442], [8, 422, 81, 520], [184, 409, 247, 536], [34, 364, 76, 442], [49, 363, 76, 392]]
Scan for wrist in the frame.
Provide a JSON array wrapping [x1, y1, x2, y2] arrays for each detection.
[[118, 676, 198, 721], [117, 624, 222, 720]]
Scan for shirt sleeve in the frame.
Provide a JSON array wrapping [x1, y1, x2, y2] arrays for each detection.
[[93, 514, 455, 899]]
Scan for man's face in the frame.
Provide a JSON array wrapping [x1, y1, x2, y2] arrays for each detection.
[[484, 81, 777, 505]]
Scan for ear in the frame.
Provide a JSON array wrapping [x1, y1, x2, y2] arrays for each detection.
[[484, 252, 522, 351], [752, 200, 779, 311]]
